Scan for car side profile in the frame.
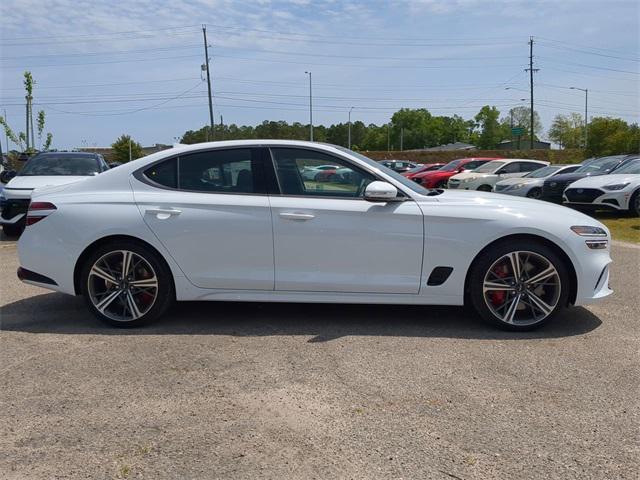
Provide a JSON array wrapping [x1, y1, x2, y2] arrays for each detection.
[[411, 157, 500, 187], [563, 158, 640, 215], [493, 164, 581, 198], [1, 151, 109, 236], [401, 163, 446, 180], [18, 140, 612, 331], [448, 159, 549, 191]]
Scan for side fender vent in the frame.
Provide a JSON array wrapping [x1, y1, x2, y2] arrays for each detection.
[[427, 266, 453, 286]]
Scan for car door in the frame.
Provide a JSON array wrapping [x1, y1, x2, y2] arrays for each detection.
[[131, 147, 274, 290], [496, 161, 525, 180], [267, 147, 424, 294]]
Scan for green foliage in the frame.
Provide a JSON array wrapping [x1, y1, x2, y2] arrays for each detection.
[[587, 117, 640, 157], [44, 133, 53, 151], [111, 134, 143, 162], [23, 71, 35, 97], [475, 105, 504, 149], [548, 113, 584, 149], [507, 106, 543, 140], [0, 115, 23, 150]]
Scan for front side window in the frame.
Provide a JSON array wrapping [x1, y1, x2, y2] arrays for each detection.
[[497, 162, 520, 174], [271, 148, 375, 198], [519, 162, 545, 172]]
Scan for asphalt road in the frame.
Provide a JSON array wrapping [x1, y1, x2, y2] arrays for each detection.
[[1, 234, 638, 480]]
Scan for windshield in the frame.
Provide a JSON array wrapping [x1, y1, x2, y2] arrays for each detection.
[[19, 154, 100, 176], [474, 161, 505, 173], [407, 165, 427, 173], [611, 159, 640, 175], [524, 165, 563, 178], [574, 155, 625, 174], [439, 159, 465, 172], [335, 147, 431, 195]]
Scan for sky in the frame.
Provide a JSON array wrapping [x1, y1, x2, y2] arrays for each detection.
[[0, 0, 638, 150]]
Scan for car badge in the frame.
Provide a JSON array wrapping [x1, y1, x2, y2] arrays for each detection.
[[577, 189, 583, 194], [550, 182, 557, 187]]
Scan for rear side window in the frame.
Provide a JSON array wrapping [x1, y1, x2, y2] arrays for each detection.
[[520, 162, 544, 172], [145, 158, 177, 188], [179, 148, 258, 193], [499, 162, 521, 174]]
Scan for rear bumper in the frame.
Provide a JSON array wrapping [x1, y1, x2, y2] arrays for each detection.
[[17, 266, 58, 287]]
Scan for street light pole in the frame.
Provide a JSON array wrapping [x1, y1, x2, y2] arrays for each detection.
[[570, 87, 588, 149], [305, 71, 313, 141], [348, 106, 354, 149]]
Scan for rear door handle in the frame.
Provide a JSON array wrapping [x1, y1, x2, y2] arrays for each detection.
[[146, 208, 182, 217], [279, 212, 315, 221]]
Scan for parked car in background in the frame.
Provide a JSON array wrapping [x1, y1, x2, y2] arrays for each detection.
[[448, 159, 548, 191], [17, 140, 612, 331], [0, 151, 109, 237], [378, 160, 418, 173], [563, 158, 640, 215], [541, 155, 633, 204], [493, 164, 581, 199], [411, 157, 500, 187], [300, 164, 338, 181], [401, 163, 446, 180]]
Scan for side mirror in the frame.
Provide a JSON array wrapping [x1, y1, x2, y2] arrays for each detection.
[[364, 181, 400, 202]]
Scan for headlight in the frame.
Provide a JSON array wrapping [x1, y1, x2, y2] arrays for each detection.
[[602, 182, 629, 191], [510, 183, 526, 190], [571, 225, 608, 237]]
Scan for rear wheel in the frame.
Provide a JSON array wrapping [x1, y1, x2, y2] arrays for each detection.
[[526, 187, 542, 199], [435, 180, 448, 188], [468, 240, 570, 331], [477, 184, 492, 192], [80, 241, 174, 327]]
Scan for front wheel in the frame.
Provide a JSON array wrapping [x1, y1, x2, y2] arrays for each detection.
[[468, 240, 570, 331], [80, 241, 174, 327], [526, 187, 542, 199], [629, 190, 640, 217], [477, 184, 492, 192]]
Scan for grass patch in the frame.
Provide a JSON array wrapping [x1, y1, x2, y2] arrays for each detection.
[[593, 212, 640, 244]]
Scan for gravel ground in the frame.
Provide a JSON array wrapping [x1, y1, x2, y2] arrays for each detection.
[[1, 235, 638, 480]]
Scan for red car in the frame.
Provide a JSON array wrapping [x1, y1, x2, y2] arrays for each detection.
[[401, 163, 446, 180], [412, 157, 503, 188]]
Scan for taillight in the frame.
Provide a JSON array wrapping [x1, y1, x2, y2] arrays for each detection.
[[26, 201, 57, 226]]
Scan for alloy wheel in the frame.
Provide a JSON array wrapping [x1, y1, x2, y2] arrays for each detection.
[[87, 250, 159, 322], [482, 250, 561, 326]]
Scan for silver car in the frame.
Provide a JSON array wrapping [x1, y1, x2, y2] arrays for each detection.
[[493, 164, 581, 199]]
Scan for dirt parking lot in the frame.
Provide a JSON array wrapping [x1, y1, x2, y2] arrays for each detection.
[[1, 236, 638, 479]]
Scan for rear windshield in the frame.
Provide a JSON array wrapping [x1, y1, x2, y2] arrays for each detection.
[[19, 154, 101, 176], [612, 159, 640, 175], [439, 159, 465, 172]]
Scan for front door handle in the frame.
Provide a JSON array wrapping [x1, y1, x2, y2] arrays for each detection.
[[145, 208, 182, 218], [279, 212, 315, 221]]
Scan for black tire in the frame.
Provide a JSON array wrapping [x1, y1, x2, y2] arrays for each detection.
[[629, 190, 640, 217], [435, 180, 448, 189], [467, 239, 570, 331], [477, 184, 492, 192], [2, 221, 25, 237], [80, 240, 174, 327], [526, 187, 542, 199]]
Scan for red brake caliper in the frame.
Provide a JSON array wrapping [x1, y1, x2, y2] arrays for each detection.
[[489, 262, 509, 307]]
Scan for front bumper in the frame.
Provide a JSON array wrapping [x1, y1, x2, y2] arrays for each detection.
[[563, 188, 630, 211]]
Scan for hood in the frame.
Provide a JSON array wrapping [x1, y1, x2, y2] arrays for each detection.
[[5, 175, 90, 191], [544, 171, 603, 185], [422, 189, 598, 225], [414, 169, 452, 179], [567, 173, 640, 189], [495, 177, 539, 186], [449, 171, 492, 181]]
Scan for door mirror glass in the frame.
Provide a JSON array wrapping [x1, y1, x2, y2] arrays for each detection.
[[364, 181, 399, 201]]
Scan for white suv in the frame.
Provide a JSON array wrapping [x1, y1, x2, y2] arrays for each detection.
[[448, 159, 549, 191]]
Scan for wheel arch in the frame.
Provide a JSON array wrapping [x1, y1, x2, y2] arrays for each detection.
[[463, 233, 578, 306], [73, 234, 176, 296]]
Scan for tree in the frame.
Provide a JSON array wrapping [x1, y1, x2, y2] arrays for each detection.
[[587, 117, 640, 157], [474, 105, 503, 149], [111, 134, 143, 162], [0, 71, 53, 153], [548, 113, 583, 148], [508, 106, 542, 141]]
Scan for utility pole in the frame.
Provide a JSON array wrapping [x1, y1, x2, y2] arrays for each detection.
[[387, 123, 390, 151], [128, 137, 132, 162], [348, 106, 354, 149], [570, 87, 588, 149], [219, 115, 224, 140], [400, 126, 404, 151], [305, 71, 313, 141], [525, 36, 539, 150], [25, 99, 29, 151], [3, 109, 9, 152], [202, 24, 215, 142]]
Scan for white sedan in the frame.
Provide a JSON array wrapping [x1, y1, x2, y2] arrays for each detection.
[[563, 159, 640, 215], [17, 140, 612, 331], [448, 159, 549, 191]]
